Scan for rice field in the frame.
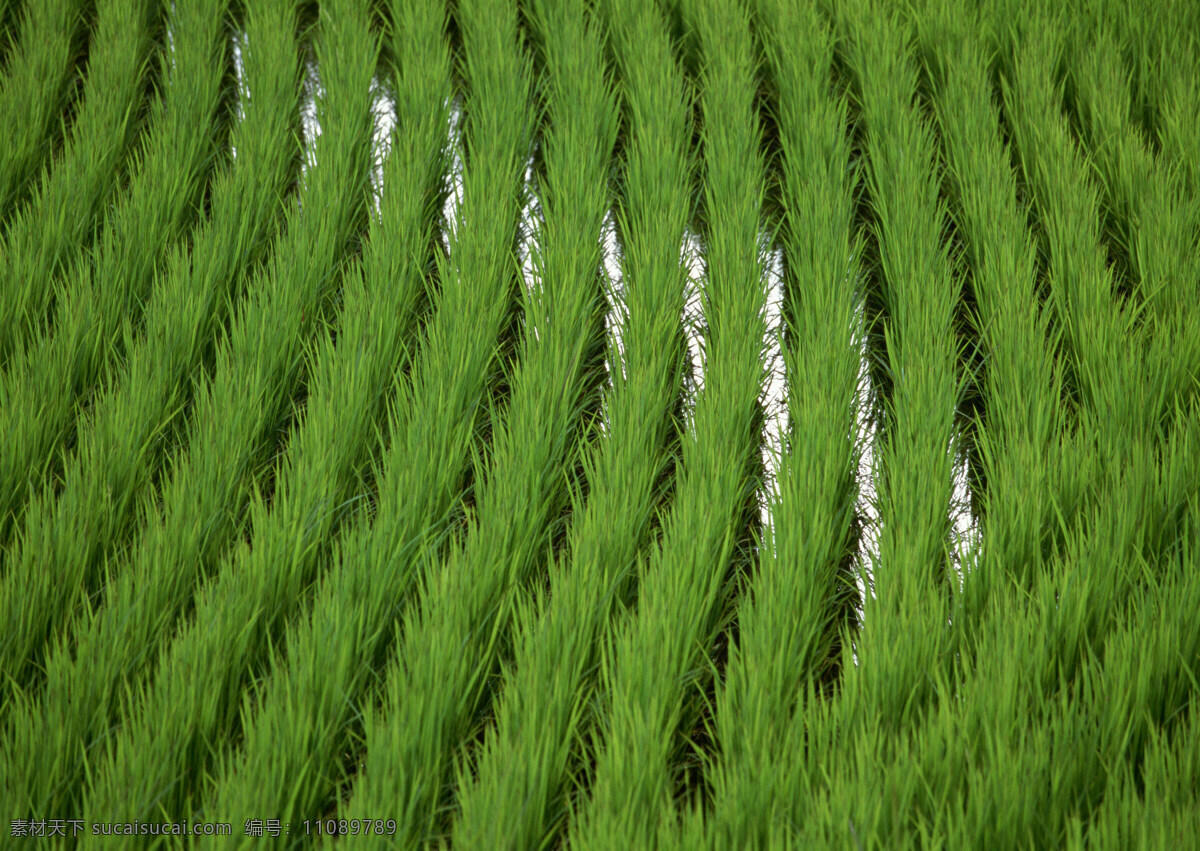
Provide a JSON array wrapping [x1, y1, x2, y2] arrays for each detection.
[[1, 0, 1198, 847]]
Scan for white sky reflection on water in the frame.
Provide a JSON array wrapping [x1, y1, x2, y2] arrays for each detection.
[[518, 155, 543, 303], [368, 80, 395, 216], [442, 97, 464, 252], [598, 208, 623, 439], [298, 56, 322, 190]]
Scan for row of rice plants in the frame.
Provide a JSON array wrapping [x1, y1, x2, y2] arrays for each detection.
[[1068, 18, 1200, 403], [447, 0, 695, 843], [0, 0, 161, 371], [1, 0, 304, 821], [331, 0, 618, 838], [0, 0, 232, 699], [126, 0, 532, 840], [910, 0, 1062, 682], [678, 0, 864, 845], [564, 0, 770, 845], [199, 0, 455, 835], [747, 0, 967, 843], [782, 0, 969, 820], [993, 0, 1194, 694]]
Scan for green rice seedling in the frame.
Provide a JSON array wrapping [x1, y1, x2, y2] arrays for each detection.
[[989, 0, 1193, 603], [0, 0, 160, 373], [907, 0, 1065, 685], [675, 0, 863, 846], [73, 0, 378, 830], [0, 0, 88, 227], [149, 0, 530, 840], [1079, 543, 1200, 847], [1088, 706, 1200, 848], [0, 0, 224, 554], [565, 0, 769, 845], [0, 0, 304, 820], [1069, 25, 1200, 441], [80, 0, 516, 835], [791, 474, 1198, 848], [993, 3, 1196, 660], [802, 0, 964, 753], [446, 0, 694, 844], [333, 0, 616, 844], [994, 9, 1138, 431], [1155, 33, 1200, 201], [0, 0, 233, 703]]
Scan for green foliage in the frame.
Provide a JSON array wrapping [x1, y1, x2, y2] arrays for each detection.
[[0, 0, 230, 703], [0, 0, 1196, 847], [0, 0, 161, 372]]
